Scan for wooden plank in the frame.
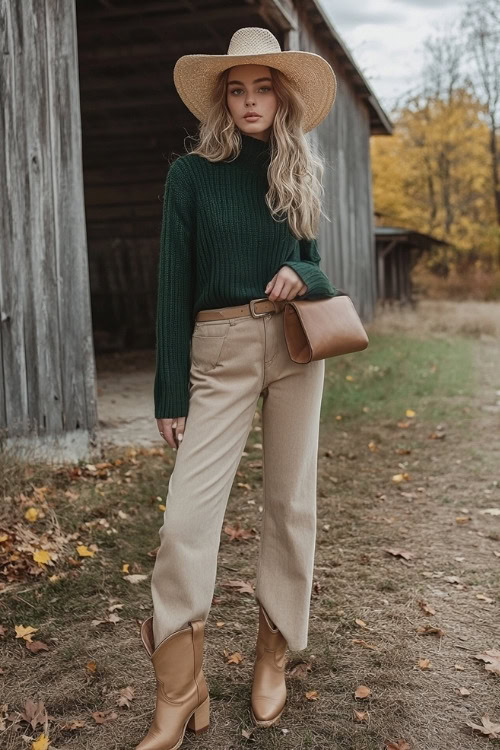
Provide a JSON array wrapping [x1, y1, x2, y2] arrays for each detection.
[[45, 0, 98, 435], [18, 1, 64, 436], [0, 0, 29, 436]]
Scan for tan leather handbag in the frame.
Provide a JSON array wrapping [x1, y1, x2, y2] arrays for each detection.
[[282, 293, 369, 363]]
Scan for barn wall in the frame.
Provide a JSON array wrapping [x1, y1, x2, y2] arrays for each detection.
[[0, 0, 97, 459], [292, 10, 377, 321]]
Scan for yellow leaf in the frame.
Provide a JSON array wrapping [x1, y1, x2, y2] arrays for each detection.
[[121, 563, 129, 573], [0, 533, 8, 542], [405, 409, 416, 417], [25, 507, 39, 522], [158, 504, 166, 511], [77, 545, 95, 557], [335, 415, 343, 420], [392, 473, 410, 483], [15, 624, 38, 641], [345, 375, 354, 381], [32, 733, 50, 750], [305, 690, 319, 700], [33, 549, 52, 566]]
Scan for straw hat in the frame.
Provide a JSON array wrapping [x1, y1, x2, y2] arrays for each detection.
[[173, 27, 337, 133]]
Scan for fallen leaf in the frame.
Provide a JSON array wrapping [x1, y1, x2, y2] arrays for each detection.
[[221, 579, 255, 595], [417, 658, 431, 670], [117, 686, 135, 708], [77, 545, 95, 558], [24, 507, 40, 522], [466, 714, 500, 738], [15, 625, 38, 642], [352, 639, 380, 651], [416, 625, 445, 637], [32, 733, 50, 750], [476, 593, 494, 603], [386, 742, 410, 750], [33, 549, 53, 566], [21, 699, 47, 729], [223, 522, 254, 541], [92, 709, 118, 724], [418, 600, 436, 616], [354, 709, 368, 721], [392, 473, 410, 483], [354, 685, 371, 699], [305, 690, 319, 700], [224, 650, 244, 664], [123, 574, 148, 584], [26, 640, 50, 654], [288, 660, 313, 678], [384, 547, 413, 560], [473, 649, 500, 676], [458, 687, 470, 696], [59, 719, 85, 730]]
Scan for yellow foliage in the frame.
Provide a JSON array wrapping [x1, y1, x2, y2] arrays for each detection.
[[371, 90, 497, 261]]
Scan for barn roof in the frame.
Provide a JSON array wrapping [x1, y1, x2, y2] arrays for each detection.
[[306, 0, 393, 135]]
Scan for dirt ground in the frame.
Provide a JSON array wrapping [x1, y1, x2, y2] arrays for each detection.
[[1, 300, 499, 750]]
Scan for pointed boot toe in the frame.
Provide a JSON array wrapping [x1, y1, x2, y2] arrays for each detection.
[[250, 605, 288, 727], [136, 616, 209, 750]]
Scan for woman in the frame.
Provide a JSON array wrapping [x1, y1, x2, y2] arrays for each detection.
[[136, 27, 338, 750]]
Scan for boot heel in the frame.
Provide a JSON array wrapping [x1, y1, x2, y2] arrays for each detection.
[[187, 696, 209, 734]]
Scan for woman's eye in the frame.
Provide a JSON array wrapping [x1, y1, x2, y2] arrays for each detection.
[[230, 87, 272, 95]]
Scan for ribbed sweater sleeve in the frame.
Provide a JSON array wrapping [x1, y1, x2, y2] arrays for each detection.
[[281, 237, 339, 298], [154, 158, 195, 419]]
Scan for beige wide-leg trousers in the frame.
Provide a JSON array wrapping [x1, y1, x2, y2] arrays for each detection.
[[151, 303, 325, 651]]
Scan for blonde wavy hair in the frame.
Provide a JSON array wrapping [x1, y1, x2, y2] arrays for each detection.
[[181, 66, 330, 240]]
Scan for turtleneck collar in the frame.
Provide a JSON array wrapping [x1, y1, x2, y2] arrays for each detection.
[[235, 131, 271, 168]]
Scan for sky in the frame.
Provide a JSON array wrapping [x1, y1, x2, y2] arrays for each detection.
[[321, 0, 466, 117]]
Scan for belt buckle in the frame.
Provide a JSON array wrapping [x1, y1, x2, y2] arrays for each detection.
[[250, 297, 273, 318]]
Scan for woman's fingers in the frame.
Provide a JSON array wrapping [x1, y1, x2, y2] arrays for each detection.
[[156, 418, 184, 451], [175, 417, 186, 446], [266, 267, 306, 302]]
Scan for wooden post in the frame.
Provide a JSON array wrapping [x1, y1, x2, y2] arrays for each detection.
[[0, 0, 97, 461]]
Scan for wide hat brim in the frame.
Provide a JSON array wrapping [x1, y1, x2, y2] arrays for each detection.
[[173, 50, 337, 133]]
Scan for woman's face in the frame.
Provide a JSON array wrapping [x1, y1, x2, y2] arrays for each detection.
[[226, 64, 278, 141]]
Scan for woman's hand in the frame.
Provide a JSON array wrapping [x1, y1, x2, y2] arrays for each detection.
[[265, 266, 308, 301], [156, 417, 186, 450]]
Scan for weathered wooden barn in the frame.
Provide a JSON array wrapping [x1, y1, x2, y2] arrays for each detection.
[[375, 226, 449, 305], [0, 0, 392, 461]]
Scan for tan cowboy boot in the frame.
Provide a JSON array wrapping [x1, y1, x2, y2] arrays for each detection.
[[250, 604, 288, 727], [136, 616, 209, 750]]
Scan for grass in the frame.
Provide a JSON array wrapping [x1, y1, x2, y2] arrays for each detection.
[[1, 301, 500, 749], [321, 332, 475, 424]]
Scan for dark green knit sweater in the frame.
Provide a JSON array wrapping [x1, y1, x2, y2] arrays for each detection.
[[154, 131, 338, 418]]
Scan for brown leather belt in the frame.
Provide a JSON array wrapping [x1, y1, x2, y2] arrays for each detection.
[[195, 297, 286, 322]]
